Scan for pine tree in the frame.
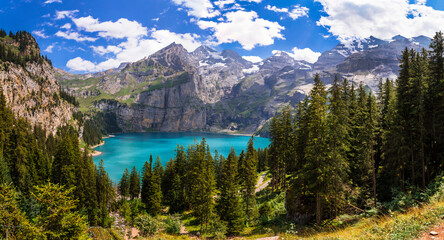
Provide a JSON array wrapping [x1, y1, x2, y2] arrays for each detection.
[[187, 139, 216, 232], [141, 155, 162, 215], [366, 93, 379, 208], [129, 166, 140, 200], [268, 106, 294, 191], [326, 75, 350, 213], [216, 148, 244, 234], [239, 137, 259, 223], [119, 168, 130, 200], [300, 74, 329, 224]]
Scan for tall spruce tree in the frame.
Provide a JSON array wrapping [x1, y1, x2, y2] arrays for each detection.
[[239, 137, 259, 223], [187, 139, 216, 232], [129, 166, 140, 200], [301, 74, 329, 224], [217, 148, 243, 234], [119, 168, 130, 199]]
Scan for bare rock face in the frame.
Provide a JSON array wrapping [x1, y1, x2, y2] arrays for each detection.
[[0, 61, 74, 135]]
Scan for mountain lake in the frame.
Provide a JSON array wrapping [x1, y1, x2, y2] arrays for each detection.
[[93, 132, 270, 181]]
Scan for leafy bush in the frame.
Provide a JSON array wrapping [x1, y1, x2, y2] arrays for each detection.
[[209, 217, 227, 239], [164, 215, 181, 235], [134, 214, 160, 236]]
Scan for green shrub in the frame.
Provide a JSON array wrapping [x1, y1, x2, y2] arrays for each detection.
[[164, 215, 181, 235], [209, 217, 227, 239], [134, 214, 160, 236]]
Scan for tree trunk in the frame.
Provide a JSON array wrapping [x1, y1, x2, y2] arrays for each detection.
[[371, 138, 376, 208], [316, 192, 322, 224], [410, 135, 415, 186], [421, 129, 426, 187]]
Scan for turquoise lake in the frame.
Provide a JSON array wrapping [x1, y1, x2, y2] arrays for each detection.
[[93, 132, 270, 182]]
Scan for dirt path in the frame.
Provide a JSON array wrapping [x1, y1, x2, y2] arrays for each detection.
[[417, 222, 444, 240], [255, 173, 271, 193], [254, 237, 279, 240]]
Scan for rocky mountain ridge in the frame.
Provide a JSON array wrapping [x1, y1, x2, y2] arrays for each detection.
[[0, 32, 76, 135], [57, 35, 431, 134]]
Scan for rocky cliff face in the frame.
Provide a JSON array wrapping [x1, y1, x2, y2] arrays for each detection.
[[1, 33, 75, 135], [58, 35, 431, 134]]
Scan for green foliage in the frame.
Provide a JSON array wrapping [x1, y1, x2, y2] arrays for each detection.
[[141, 155, 162, 215], [134, 214, 160, 236], [239, 138, 259, 223], [129, 166, 140, 200], [32, 182, 89, 239], [118, 168, 130, 199], [164, 215, 181, 235], [0, 184, 40, 239], [186, 139, 216, 232], [216, 148, 244, 234], [209, 216, 228, 240]]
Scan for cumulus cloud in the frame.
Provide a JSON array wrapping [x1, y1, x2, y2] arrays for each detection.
[[288, 47, 321, 63], [242, 55, 262, 63], [72, 16, 148, 39], [55, 31, 98, 42], [66, 29, 201, 72], [316, 0, 444, 43], [43, 0, 62, 4], [266, 5, 309, 20], [55, 10, 78, 20], [266, 5, 288, 13], [66, 57, 98, 72], [44, 44, 55, 53], [197, 10, 284, 50], [60, 23, 71, 29], [171, 0, 220, 18], [288, 5, 309, 20], [32, 30, 48, 38]]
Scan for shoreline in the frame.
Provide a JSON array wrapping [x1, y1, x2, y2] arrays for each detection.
[[89, 135, 115, 157]]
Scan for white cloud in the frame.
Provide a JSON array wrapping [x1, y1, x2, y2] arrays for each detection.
[[66, 57, 98, 72], [288, 47, 321, 63], [55, 31, 98, 42], [55, 10, 78, 20], [266, 5, 309, 20], [416, 0, 427, 5], [32, 30, 48, 38], [72, 16, 148, 39], [197, 10, 284, 50], [61, 23, 71, 29], [66, 29, 201, 72], [242, 55, 262, 63], [43, 0, 62, 4], [243, 0, 262, 3], [44, 44, 55, 53], [316, 0, 444, 43], [288, 5, 309, 20], [91, 45, 123, 56], [266, 5, 288, 13], [171, 0, 220, 18], [214, 0, 235, 9]]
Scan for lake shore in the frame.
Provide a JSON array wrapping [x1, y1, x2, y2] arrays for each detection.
[[89, 135, 115, 157]]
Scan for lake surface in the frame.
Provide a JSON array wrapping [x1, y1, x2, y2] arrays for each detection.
[[93, 132, 270, 182]]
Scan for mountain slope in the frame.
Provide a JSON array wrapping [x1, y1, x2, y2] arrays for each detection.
[[0, 31, 75, 135]]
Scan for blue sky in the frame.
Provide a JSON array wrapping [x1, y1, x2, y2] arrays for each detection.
[[1, 0, 443, 73]]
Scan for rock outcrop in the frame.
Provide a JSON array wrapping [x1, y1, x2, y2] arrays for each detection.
[[1, 33, 75, 135]]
